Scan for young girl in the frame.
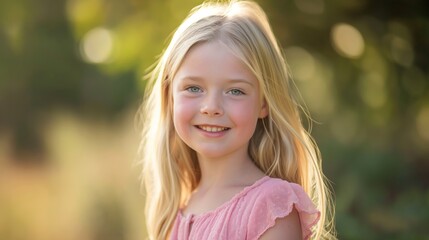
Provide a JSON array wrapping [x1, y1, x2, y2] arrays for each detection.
[[139, 1, 336, 239]]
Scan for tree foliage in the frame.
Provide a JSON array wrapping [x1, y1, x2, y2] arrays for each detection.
[[0, 0, 428, 239]]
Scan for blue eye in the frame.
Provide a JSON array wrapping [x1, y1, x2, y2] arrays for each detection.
[[186, 86, 201, 93], [228, 89, 244, 95]]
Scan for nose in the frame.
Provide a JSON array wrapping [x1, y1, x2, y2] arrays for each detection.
[[200, 92, 224, 117]]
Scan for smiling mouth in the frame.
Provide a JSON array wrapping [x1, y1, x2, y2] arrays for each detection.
[[197, 125, 230, 132]]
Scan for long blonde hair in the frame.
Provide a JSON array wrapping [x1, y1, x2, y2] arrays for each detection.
[[139, 1, 336, 239]]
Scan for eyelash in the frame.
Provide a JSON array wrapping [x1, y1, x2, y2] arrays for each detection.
[[184, 86, 245, 95], [185, 86, 202, 93], [227, 89, 245, 96]]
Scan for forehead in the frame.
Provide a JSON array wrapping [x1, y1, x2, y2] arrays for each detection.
[[174, 41, 257, 84]]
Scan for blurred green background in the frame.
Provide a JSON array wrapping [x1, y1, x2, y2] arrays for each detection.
[[0, 0, 428, 239]]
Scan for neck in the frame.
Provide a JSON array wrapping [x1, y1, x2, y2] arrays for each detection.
[[196, 150, 265, 191]]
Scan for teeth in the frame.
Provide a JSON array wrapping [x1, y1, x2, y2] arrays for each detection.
[[200, 126, 227, 132]]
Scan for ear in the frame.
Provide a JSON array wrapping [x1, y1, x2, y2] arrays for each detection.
[[259, 99, 268, 118]]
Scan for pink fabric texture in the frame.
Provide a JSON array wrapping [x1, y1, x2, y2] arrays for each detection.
[[170, 176, 320, 240]]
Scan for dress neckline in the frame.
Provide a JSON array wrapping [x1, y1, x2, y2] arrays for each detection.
[[179, 176, 270, 220]]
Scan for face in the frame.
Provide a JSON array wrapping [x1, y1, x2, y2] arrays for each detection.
[[172, 41, 268, 160]]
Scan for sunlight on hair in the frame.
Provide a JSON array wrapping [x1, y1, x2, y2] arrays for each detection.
[[140, 2, 337, 239], [331, 23, 365, 58], [358, 72, 387, 108], [285, 46, 316, 81], [294, 0, 324, 15], [416, 106, 429, 141], [80, 27, 113, 64]]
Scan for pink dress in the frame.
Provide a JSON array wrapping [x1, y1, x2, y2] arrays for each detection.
[[170, 176, 320, 240]]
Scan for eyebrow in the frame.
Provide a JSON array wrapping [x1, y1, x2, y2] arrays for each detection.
[[179, 76, 255, 87]]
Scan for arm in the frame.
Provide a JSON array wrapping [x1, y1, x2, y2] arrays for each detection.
[[259, 208, 302, 240]]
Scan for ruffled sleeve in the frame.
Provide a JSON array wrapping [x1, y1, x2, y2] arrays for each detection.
[[246, 178, 320, 240]]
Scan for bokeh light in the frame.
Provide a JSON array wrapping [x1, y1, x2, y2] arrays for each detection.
[[80, 27, 114, 64], [416, 106, 429, 141], [294, 0, 324, 14], [285, 46, 316, 81], [290, 53, 337, 120], [358, 72, 387, 108], [386, 34, 414, 67], [66, 0, 105, 37], [1, 0, 428, 239], [331, 23, 365, 58]]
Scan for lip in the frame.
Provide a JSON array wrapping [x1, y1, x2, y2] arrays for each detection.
[[195, 124, 230, 137]]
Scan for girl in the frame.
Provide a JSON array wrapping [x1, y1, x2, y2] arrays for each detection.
[[139, 1, 336, 239]]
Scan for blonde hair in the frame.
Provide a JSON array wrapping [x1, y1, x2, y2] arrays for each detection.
[[139, 1, 336, 239]]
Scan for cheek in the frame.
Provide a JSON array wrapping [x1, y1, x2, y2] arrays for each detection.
[[172, 96, 196, 132], [228, 102, 260, 130]]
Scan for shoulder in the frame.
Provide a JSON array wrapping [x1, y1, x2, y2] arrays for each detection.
[[244, 177, 320, 240], [248, 177, 310, 208], [258, 207, 302, 240]]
